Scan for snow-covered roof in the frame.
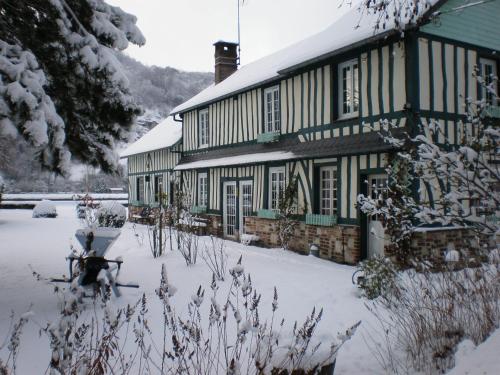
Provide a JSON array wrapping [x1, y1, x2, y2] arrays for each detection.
[[120, 116, 182, 158], [174, 151, 300, 170], [171, 1, 439, 115]]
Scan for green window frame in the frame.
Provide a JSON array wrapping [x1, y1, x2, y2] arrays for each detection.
[[268, 166, 285, 210], [198, 172, 208, 208], [264, 85, 280, 133], [338, 59, 359, 119], [199, 109, 209, 148]]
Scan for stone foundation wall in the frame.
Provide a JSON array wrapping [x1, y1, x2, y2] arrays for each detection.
[[244, 217, 361, 264]]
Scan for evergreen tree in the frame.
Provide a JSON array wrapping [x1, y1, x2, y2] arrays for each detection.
[[0, 0, 145, 174]]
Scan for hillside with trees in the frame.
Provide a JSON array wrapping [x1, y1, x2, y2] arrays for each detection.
[[0, 54, 212, 193]]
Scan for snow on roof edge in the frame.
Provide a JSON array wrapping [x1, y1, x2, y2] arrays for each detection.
[[174, 151, 302, 170], [170, 1, 440, 116], [120, 116, 182, 158]]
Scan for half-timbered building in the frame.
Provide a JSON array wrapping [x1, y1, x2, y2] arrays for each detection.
[[121, 116, 182, 216], [166, 0, 499, 264]]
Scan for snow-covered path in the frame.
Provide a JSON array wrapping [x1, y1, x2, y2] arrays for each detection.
[[1, 204, 495, 374]]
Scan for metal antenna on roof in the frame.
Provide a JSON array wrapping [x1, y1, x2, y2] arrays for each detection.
[[237, 0, 242, 65]]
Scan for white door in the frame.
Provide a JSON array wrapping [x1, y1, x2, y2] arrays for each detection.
[[223, 181, 237, 238], [239, 181, 253, 235], [367, 174, 388, 258]]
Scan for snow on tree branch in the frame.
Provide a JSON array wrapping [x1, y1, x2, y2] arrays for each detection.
[[0, 0, 145, 174]]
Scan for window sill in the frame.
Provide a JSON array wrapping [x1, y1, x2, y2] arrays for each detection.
[[257, 131, 280, 143], [337, 113, 359, 121], [191, 205, 207, 214], [305, 214, 337, 226], [257, 209, 279, 219], [485, 106, 500, 118], [198, 144, 209, 150]]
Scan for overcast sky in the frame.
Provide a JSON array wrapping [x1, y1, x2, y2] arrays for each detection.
[[108, 0, 350, 72]]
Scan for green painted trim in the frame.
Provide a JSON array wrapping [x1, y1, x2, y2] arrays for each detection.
[[300, 160, 313, 210], [346, 156, 352, 219], [417, 32, 500, 57], [359, 167, 386, 175], [453, 44, 459, 129], [424, 181, 435, 209], [314, 68, 318, 135], [367, 51, 373, 117], [441, 42, 448, 136], [337, 218, 359, 225], [191, 205, 207, 214], [378, 47, 384, 115], [235, 96, 239, 144], [257, 209, 279, 220], [300, 72, 305, 130], [464, 48, 469, 112], [359, 171, 368, 260], [337, 158, 343, 221], [308, 71, 312, 132], [331, 63, 338, 121], [250, 91, 255, 141], [428, 40, 434, 113], [286, 78, 290, 134], [305, 213, 337, 226], [389, 43, 395, 113], [128, 169, 173, 176], [257, 131, 281, 143], [292, 76, 296, 133]]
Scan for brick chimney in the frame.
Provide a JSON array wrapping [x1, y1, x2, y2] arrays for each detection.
[[214, 41, 238, 84]]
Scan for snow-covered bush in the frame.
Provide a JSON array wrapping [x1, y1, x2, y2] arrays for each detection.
[[356, 256, 398, 300], [96, 201, 126, 228], [367, 263, 499, 374], [32, 200, 57, 218]]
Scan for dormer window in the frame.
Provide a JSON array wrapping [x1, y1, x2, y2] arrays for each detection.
[[264, 86, 280, 133], [338, 59, 359, 119], [199, 109, 209, 147]]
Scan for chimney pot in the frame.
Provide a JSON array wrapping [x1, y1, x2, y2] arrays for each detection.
[[214, 41, 238, 84]]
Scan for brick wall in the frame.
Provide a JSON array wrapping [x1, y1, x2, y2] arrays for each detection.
[[244, 216, 361, 264], [409, 227, 483, 260]]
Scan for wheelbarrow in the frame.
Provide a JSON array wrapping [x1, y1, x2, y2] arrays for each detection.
[[51, 227, 139, 296]]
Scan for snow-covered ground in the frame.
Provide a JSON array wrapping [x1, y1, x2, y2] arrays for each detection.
[[3, 193, 127, 201], [0, 204, 497, 374]]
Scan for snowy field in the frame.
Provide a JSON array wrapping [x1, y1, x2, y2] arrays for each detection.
[[0, 203, 497, 374]]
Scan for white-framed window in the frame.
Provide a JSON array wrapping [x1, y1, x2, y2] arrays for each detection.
[[269, 166, 285, 210], [264, 85, 280, 133], [199, 109, 209, 147], [319, 166, 338, 216], [338, 59, 359, 119], [198, 172, 208, 207], [479, 58, 498, 105]]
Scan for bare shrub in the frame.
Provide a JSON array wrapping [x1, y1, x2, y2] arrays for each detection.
[[201, 235, 227, 281], [366, 260, 500, 374], [154, 257, 361, 374], [176, 213, 199, 266], [0, 259, 360, 374]]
